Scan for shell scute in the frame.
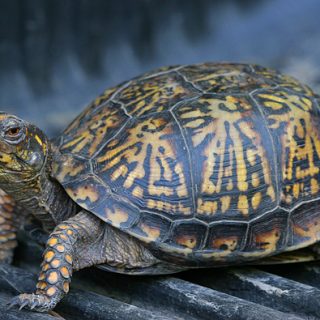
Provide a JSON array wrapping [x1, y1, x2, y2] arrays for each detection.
[[174, 93, 278, 221], [52, 154, 91, 185], [165, 220, 208, 251], [244, 210, 289, 254], [288, 201, 320, 250], [252, 64, 314, 95], [93, 197, 140, 229], [64, 175, 108, 211], [179, 63, 274, 94], [205, 222, 248, 254], [61, 101, 130, 158], [94, 112, 194, 217], [63, 85, 122, 136], [128, 212, 171, 243], [115, 72, 199, 117], [252, 88, 320, 208]]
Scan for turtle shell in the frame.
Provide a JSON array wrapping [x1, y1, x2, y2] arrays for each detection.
[[52, 62, 320, 266]]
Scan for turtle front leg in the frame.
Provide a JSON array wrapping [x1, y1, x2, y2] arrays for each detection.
[[9, 217, 81, 311], [9, 209, 163, 312], [0, 190, 18, 264], [8, 210, 103, 312]]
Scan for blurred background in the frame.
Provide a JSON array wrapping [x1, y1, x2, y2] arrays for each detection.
[[1, 0, 320, 136]]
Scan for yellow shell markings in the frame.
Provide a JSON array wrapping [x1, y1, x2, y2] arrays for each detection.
[[140, 223, 161, 241], [253, 228, 281, 253], [276, 75, 314, 96], [66, 184, 100, 210], [251, 64, 312, 93], [63, 86, 120, 135], [291, 220, 320, 249], [96, 115, 191, 215], [177, 95, 275, 218], [104, 206, 129, 227], [116, 73, 197, 117], [220, 196, 231, 213], [193, 70, 256, 91], [254, 90, 320, 205], [61, 104, 125, 157], [212, 236, 239, 251], [251, 192, 262, 210], [180, 63, 272, 93], [200, 225, 282, 261], [175, 234, 198, 249], [52, 155, 86, 184]]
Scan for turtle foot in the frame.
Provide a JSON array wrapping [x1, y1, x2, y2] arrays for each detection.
[[8, 293, 56, 312]]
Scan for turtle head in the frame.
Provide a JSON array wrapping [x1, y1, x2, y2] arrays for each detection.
[[0, 113, 48, 183]]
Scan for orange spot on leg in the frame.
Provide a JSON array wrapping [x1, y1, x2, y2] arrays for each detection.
[[36, 281, 47, 290], [51, 259, 61, 268], [42, 263, 50, 271], [60, 234, 68, 241], [65, 254, 73, 264], [63, 281, 70, 293], [60, 266, 70, 278], [58, 224, 69, 230], [38, 273, 46, 281], [46, 287, 57, 297], [47, 238, 58, 247], [47, 271, 59, 285], [56, 245, 65, 253], [44, 251, 55, 262]]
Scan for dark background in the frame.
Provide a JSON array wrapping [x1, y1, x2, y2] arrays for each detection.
[[1, 0, 320, 136]]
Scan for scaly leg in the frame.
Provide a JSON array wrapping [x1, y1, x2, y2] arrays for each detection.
[[0, 189, 19, 264], [9, 213, 84, 311], [9, 210, 161, 312]]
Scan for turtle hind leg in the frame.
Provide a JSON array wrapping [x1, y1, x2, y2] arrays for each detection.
[[97, 225, 186, 275], [0, 190, 19, 264], [9, 210, 163, 312]]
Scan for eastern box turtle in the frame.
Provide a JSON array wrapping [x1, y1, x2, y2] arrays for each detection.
[[1, 62, 320, 312]]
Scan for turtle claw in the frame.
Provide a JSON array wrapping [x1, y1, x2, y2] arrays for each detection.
[[30, 301, 39, 310], [19, 300, 29, 310], [7, 293, 52, 312], [7, 297, 18, 310]]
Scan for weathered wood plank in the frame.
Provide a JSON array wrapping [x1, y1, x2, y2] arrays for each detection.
[[0, 264, 174, 320], [76, 268, 304, 320], [183, 267, 320, 319]]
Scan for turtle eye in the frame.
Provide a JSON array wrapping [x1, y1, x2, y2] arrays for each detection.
[[4, 124, 24, 142], [6, 127, 20, 137]]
